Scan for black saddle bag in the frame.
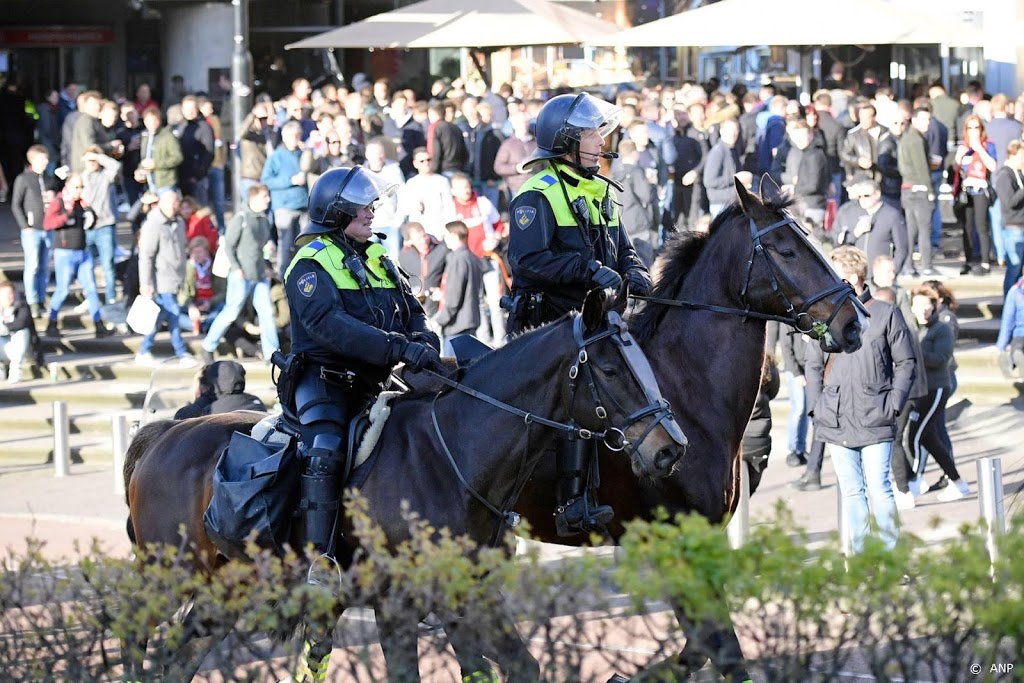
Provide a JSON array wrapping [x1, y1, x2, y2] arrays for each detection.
[[204, 431, 299, 560]]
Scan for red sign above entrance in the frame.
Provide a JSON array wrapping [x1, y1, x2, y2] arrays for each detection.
[[0, 26, 114, 47]]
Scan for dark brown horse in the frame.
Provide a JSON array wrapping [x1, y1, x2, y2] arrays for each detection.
[[507, 177, 866, 681], [123, 288, 687, 681]]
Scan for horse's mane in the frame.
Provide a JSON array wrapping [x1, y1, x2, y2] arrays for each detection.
[[630, 191, 795, 342]]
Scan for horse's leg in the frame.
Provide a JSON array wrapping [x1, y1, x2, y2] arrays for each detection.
[[444, 604, 540, 683], [120, 632, 148, 682], [669, 602, 751, 683], [162, 601, 235, 681], [374, 609, 422, 682]]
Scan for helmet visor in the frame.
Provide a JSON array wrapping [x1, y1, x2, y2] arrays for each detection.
[[335, 166, 398, 216], [564, 94, 622, 140]]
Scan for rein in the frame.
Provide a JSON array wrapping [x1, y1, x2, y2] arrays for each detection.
[[423, 313, 680, 532], [632, 216, 860, 336]]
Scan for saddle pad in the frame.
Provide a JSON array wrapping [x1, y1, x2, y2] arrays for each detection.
[[354, 390, 402, 468]]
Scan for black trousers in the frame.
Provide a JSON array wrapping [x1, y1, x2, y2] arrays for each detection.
[[957, 192, 992, 264], [908, 388, 960, 483]]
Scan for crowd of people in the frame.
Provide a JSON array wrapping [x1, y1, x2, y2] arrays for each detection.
[[0, 65, 1017, 551]]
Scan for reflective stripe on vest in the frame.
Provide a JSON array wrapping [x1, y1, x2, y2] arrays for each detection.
[[516, 167, 620, 228], [285, 237, 396, 290]]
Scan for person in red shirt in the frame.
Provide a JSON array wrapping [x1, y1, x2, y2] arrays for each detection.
[[179, 196, 218, 256], [449, 172, 507, 344], [133, 83, 159, 117]]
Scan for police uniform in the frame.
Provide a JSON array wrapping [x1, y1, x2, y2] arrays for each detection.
[[506, 164, 650, 332], [502, 92, 658, 536], [278, 165, 441, 557]]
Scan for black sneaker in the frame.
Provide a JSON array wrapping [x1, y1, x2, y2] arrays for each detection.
[[95, 324, 113, 339], [44, 320, 60, 338], [555, 496, 614, 537], [793, 473, 823, 491], [959, 264, 972, 275], [928, 475, 949, 493], [785, 451, 807, 467]]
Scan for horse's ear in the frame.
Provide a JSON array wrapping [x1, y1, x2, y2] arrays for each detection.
[[735, 175, 760, 217], [582, 288, 606, 334], [759, 173, 784, 207]]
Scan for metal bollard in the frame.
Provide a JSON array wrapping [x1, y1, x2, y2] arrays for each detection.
[[112, 413, 129, 496], [976, 457, 1005, 567], [53, 401, 69, 477], [727, 463, 750, 549]]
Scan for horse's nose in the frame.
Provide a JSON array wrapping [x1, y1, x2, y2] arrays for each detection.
[[844, 320, 863, 351], [655, 445, 683, 474]]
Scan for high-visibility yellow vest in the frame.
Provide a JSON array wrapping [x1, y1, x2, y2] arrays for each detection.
[[516, 166, 620, 228], [285, 236, 396, 291]]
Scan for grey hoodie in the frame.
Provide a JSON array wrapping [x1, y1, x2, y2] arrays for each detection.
[[81, 154, 121, 228]]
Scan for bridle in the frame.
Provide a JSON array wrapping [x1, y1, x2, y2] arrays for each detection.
[[424, 310, 685, 529], [634, 215, 864, 338]]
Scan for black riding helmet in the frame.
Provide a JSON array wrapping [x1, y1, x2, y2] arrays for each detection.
[[517, 92, 622, 177], [297, 166, 397, 241]]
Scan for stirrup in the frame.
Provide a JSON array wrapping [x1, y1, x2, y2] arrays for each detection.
[[306, 552, 342, 591], [555, 496, 614, 537]]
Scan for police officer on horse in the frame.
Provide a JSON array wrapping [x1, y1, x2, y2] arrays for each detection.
[[505, 92, 659, 536], [278, 166, 444, 559]]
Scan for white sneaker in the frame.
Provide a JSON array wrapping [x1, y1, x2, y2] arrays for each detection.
[[135, 352, 156, 366], [176, 353, 198, 368], [893, 489, 915, 510], [908, 476, 928, 497], [6, 367, 23, 384], [936, 479, 971, 502], [73, 299, 91, 314]]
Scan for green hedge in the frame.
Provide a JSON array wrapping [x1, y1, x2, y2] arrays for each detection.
[[1, 499, 1020, 682]]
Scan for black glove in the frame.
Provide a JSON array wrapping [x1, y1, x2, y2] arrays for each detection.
[[626, 269, 652, 297], [409, 329, 441, 354], [400, 341, 443, 372], [589, 261, 623, 290]]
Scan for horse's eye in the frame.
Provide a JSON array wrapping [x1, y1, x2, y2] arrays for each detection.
[[600, 365, 618, 376], [779, 248, 797, 259]]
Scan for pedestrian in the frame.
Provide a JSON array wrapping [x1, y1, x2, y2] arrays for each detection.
[[175, 95, 215, 205], [0, 280, 35, 383], [11, 145, 55, 318], [174, 360, 266, 419], [136, 188, 195, 366], [42, 172, 108, 339], [805, 245, 916, 553], [954, 114, 997, 275], [80, 146, 122, 305], [200, 184, 279, 363], [261, 120, 309, 279], [993, 139, 1024, 295]]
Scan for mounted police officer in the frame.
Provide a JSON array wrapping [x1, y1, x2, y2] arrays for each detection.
[[279, 166, 443, 559], [505, 92, 658, 536]]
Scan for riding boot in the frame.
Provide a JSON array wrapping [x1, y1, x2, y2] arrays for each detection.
[[300, 434, 344, 563], [554, 438, 613, 537]]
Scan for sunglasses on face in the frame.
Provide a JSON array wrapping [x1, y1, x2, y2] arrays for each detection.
[[415, 157, 431, 163], [326, 139, 341, 145]]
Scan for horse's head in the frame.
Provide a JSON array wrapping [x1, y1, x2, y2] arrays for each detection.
[[570, 287, 688, 479], [731, 174, 866, 353]]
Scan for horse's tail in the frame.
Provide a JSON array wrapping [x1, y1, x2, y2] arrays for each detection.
[[124, 420, 177, 506]]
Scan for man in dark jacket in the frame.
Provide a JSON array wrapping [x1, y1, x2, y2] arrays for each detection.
[[839, 103, 891, 185], [898, 108, 938, 276], [174, 360, 267, 419], [433, 221, 483, 347], [11, 145, 55, 318], [398, 221, 449, 317], [835, 179, 908, 278], [779, 121, 830, 229], [702, 119, 751, 217], [175, 96, 215, 204], [0, 280, 39, 383], [805, 245, 916, 554], [995, 139, 1024, 294], [812, 90, 847, 203], [612, 139, 657, 266], [427, 103, 468, 177]]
